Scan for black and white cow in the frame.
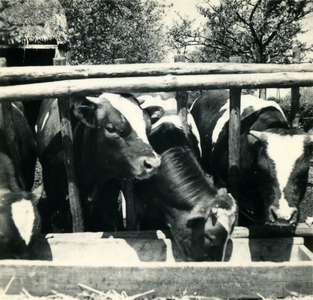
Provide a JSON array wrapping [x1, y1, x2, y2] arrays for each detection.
[[133, 93, 237, 261], [191, 90, 313, 227], [36, 93, 161, 233], [0, 102, 41, 259]]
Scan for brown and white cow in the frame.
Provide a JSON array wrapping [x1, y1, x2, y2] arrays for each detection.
[[36, 93, 161, 233], [191, 90, 313, 227]]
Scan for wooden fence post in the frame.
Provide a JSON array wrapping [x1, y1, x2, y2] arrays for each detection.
[[291, 47, 301, 128], [0, 58, 25, 190], [55, 57, 84, 232], [228, 89, 241, 199], [174, 54, 188, 133], [229, 56, 242, 63], [174, 54, 204, 257], [0, 57, 6, 67], [228, 56, 242, 200]]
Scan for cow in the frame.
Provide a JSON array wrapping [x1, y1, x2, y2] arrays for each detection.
[[133, 93, 237, 261], [0, 102, 41, 259], [36, 93, 161, 233], [191, 90, 313, 227]]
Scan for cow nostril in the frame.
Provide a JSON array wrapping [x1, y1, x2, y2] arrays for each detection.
[[289, 209, 298, 224], [269, 207, 278, 222], [144, 160, 153, 170]]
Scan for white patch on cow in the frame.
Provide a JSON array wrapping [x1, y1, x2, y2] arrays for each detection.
[[137, 93, 202, 155], [151, 115, 184, 131], [212, 193, 237, 262], [189, 97, 199, 111], [11, 199, 35, 245], [187, 112, 202, 156], [40, 112, 50, 132], [211, 95, 287, 148], [266, 133, 306, 217], [100, 93, 149, 143], [212, 194, 237, 234], [138, 94, 177, 116], [12, 103, 24, 116], [212, 102, 229, 145]]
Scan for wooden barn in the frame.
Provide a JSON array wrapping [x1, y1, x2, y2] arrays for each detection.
[[0, 0, 69, 131], [0, 0, 68, 67]]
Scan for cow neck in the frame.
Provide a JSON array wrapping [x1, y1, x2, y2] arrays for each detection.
[[158, 145, 217, 211], [73, 123, 106, 186]]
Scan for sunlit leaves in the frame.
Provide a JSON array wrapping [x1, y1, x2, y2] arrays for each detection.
[[60, 0, 169, 65], [168, 0, 313, 63]]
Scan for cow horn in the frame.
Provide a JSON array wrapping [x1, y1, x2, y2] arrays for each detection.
[[249, 130, 268, 143]]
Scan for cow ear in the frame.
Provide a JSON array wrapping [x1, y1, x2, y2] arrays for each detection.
[[186, 204, 207, 229], [73, 97, 100, 128], [186, 214, 206, 229], [144, 106, 165, 125], [217, 187, 228, 196], [248, 130, 268, 145]]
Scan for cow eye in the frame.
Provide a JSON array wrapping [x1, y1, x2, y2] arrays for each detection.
[[106, 124, 116, 133]]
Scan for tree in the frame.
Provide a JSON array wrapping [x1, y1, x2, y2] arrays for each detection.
[[169, 0, 313, 63], [60, 0, 169, 65], [273, 87, 313, 131]]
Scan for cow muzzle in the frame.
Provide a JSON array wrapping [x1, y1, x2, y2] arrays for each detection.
[[133, 153, 161, 180], [268, 204, 298, 226]]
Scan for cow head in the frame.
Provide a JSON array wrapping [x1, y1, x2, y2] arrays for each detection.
[[248, 129, 313, 227], [0, 191, 41, 259], [177, 187, 237, 261], [73, 93, 161, 180]]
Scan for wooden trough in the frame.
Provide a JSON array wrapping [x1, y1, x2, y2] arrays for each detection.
[[0, 225, 313, 299], [1, 59, 313, 298]]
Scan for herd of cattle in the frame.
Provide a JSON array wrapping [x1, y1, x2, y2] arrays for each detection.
[[0, 90, 312, 261]]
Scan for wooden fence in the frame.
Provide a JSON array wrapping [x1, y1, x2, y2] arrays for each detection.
[[1, 59, 313, 298], [1, 59, 313, 229]]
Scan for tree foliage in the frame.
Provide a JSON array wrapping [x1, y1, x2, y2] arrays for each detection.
[[60, 0, 169, 65], [274, 87, 313, 132], [169, 0, 313, 63]]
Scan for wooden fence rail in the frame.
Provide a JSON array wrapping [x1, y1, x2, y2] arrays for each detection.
[[1, 62, 313, 231], [1, 72, 313, 102], [1, 62, 313, 84]]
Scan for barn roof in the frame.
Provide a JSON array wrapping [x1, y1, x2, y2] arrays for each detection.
[[0, 0, 68, 45]]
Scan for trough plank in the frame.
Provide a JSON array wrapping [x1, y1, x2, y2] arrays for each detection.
[[0, 260, 312, 298], [38, 223, 313, 240], [26, 235, 310, 264]]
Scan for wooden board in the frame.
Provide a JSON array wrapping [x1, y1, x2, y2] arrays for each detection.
[[25, 234, 313, 264], [0, 260, 312, 299], [0, 230, 312, 298]]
